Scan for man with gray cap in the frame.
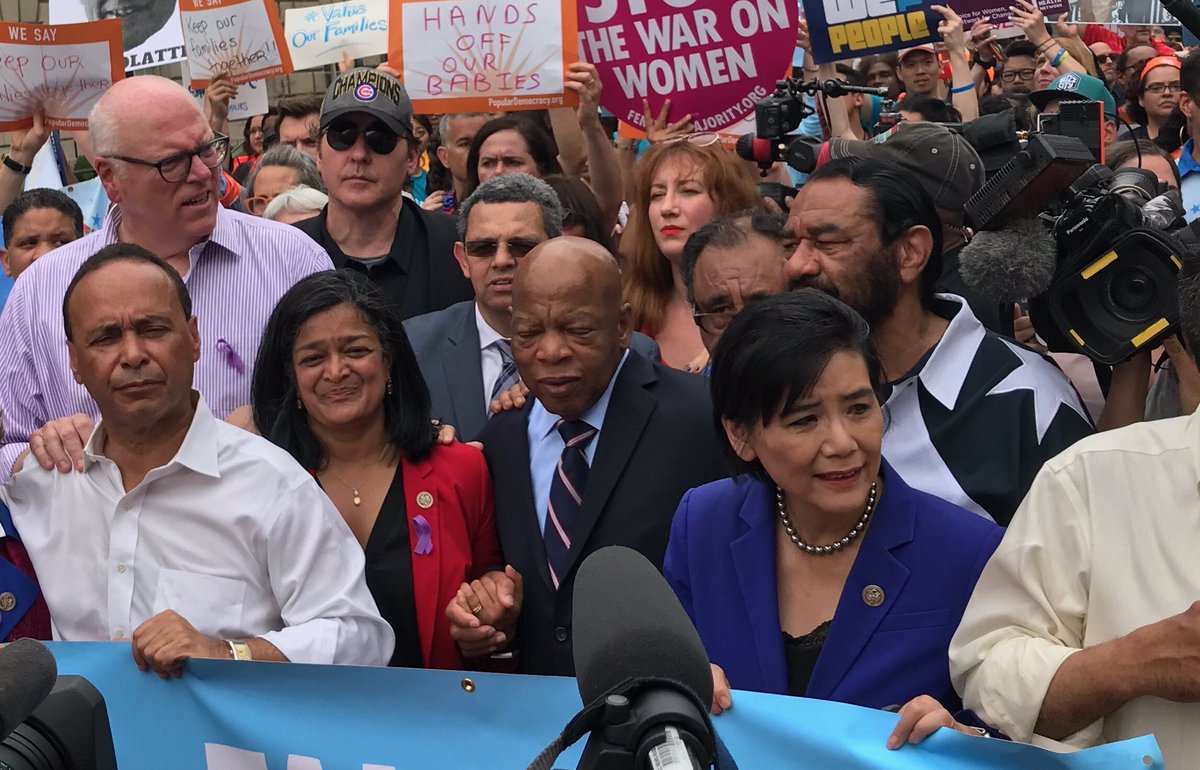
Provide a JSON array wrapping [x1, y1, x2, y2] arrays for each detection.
[[825, 120, 1010, 334], [295, 68, 471, 318]]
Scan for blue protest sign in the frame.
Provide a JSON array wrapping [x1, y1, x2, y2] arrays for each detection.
[[44, 643, 1162, 770], [803, 0, 937, 64]]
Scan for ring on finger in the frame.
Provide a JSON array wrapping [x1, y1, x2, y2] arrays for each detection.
[[470, 604, 483, 616]]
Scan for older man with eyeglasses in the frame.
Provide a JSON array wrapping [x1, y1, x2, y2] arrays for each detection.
[[294, 68, 472, 319], [0, 75, 333, 482]]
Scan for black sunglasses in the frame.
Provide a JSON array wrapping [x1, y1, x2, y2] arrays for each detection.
[[1095, 53, 1117, 64], [463, 238, 542, 260], [323, 120, 402, 154]]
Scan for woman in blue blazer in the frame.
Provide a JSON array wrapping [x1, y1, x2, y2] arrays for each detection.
[[665, 291, 1003, 743]]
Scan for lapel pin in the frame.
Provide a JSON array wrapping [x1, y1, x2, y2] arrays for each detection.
[[416, 491, 434, 509], [862, 584, 885, 608]]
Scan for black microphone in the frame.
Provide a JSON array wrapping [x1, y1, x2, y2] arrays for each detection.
[[0, 639, 57, 741], [1162, 0, 1200, 44], [959, 217, 1059, 303], [534, 545, 717, 770]]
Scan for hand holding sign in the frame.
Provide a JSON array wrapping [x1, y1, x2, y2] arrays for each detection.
[[932, 5, 968, 55], [1008, 0, 1051, 46], [180, 0, 293, 88]]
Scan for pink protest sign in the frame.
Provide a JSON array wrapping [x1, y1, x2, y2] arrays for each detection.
[[579, 0, 797, 133]]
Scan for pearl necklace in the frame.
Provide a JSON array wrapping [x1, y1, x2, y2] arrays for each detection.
[[775, 481, 878, 555]]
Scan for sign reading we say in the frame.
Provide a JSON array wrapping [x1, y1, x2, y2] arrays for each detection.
[[804, 0, 935, 63], [0, 20, 124, 132], [388, 0, 580, 113], [580, 0, 797, 133], [179, 0, 293, 88]]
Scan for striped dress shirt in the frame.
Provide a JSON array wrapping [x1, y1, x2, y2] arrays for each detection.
[[0, 205, 333, 481]]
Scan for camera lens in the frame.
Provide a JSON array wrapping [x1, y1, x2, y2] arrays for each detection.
[[1103, 265, 1157, 322]]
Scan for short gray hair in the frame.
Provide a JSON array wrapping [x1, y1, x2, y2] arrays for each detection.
[[263, 185, 329, 221], [245, 144, 325, 197], [457, 173, 564, 240], [681, 208, 788, 304], [438, 112, 492, 142]]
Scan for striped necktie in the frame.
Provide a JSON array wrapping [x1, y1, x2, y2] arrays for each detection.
[[544, 419, 597, 589], [489, 338, 520, 408]]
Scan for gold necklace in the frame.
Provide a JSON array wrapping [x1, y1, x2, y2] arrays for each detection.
[[329, 470, 364, 506]]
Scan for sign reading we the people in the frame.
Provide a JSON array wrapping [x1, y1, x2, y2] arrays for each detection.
[[0, 20, 124, 132], [179, 0, 294, 89], [285, 0, 389, 71], [388, 0, 580, 113], [804, 0, 935, 63], [580, 0, 797, 134]]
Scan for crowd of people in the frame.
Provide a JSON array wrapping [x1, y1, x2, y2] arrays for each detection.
[[2, 9, 1200, 765]]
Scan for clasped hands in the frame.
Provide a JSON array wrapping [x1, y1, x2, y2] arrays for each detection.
[[445, 565, 524, 657]]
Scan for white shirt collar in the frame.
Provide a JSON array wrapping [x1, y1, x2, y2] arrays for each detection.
[[83, 391, 222, 479], [898, 293, 986, 411], [474, 302, 507, 352], [529, 350, 630, 441]]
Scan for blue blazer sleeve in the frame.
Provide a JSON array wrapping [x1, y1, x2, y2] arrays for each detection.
[[0, 504, 38, 639]]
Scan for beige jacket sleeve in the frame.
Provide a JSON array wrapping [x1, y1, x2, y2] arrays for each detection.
[[948, 462, 1103, 748]]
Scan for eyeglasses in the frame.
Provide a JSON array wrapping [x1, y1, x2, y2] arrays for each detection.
[[662, 132, 721, 147], [245, 192, 280, 216], [463, 238, 542, 260], [1000, 68, 1036, 82], [323, 120, 403, 154], [1144, 81, 1183, 94], [1124, 59, 1152, 74], [692, 295, 769, 335], [107, 134, 229, 183]]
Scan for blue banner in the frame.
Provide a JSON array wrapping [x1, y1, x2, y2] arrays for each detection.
[[46, 643, 1160, 770]]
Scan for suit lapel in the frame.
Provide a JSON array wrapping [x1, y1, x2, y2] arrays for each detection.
[[401, 457, 440, 667], [442, 306, 488, 440], [730, 480, 788, 691], [805, 465, 916, 700], [563, 355, 656, 578]]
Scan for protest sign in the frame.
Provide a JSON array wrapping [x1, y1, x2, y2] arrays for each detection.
[[388, 0, 579, 113], [179, 0, 294, 89], [183, 63, 270, 120], [1067, 0, 1170, 23], [285, 0, 390, 71], [46, 642, 1163, 770], [581, 0, 797, 133], [0, 20, 124, 132], [803, 0, 936, 64], [48, 0, 186, 71], [954, 0, 1068, 31]]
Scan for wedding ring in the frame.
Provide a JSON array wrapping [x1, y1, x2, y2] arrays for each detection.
[[470, 604, 483, 616]]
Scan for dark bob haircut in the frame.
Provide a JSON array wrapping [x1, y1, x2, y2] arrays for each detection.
[[807, 156, 944, 309], [465, 116, 562, 198], [63, 243, 191, 342], [251, 270, 434, 470], [710, 289, 885, 479]]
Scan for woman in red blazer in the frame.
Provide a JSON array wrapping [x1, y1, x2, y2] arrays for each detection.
[[244, 271, 512, 670]]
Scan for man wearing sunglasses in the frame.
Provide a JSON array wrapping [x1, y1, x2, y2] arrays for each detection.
[[1089, 43, 1119, 89], [405, 174, 659, 441], [295, 68, 472, 319], [0, 75, 333, 483]]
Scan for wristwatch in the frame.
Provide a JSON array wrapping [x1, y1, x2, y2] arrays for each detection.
[[225, 639, 253, 660], [2, 155, 33, 175]]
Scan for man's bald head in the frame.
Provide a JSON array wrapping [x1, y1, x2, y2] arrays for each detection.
[[89, 76, 203, 157], [510, 236, 634, 420]]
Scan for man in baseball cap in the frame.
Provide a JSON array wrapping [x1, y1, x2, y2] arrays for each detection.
[[897, 44, 941, 97], [294, 67, 472, 318], [1030, 72, 1119, 144], [823, 121, 1011, 334]]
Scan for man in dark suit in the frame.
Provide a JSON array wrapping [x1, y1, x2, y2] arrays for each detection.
[[293, 67, 471, 319], [457, 236, 725, 676], [405, 175, 658, 440]]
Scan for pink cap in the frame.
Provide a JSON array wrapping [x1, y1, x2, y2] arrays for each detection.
[[898, 44, 937, 61]]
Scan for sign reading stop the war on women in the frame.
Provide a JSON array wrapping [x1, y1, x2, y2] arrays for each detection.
[[179, 0, 294, 89], [389, 0, 580, 114], [579, 0, 797, 134], [0, 20, 124, 132], [803, 0, 936, 64]]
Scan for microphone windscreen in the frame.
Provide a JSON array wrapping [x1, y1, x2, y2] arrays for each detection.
[[959, 217, 1059, 303], [572, 546, 713, 707], [0, 638, 57, 740]]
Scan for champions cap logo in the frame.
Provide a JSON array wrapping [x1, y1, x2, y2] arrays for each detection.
[[332, 70, 403, 106]]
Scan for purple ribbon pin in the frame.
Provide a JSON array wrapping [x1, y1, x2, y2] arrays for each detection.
[[412, 515, 433, 555], [215, 339, 246, 374]]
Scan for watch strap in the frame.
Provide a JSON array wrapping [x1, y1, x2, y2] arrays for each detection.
[[2, 155, 33, 175]]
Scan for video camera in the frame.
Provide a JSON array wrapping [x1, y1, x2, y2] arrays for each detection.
[[961, 130, 1196, 365]]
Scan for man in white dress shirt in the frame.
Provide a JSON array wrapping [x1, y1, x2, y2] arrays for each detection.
[[948, 257, 1200, 765], [3, 243, 393, 675]]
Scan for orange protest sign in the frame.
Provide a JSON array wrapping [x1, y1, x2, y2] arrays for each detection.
[[179, 0, 293, 89], [387, 0, 579, 114], [0, 20, 124, 132]]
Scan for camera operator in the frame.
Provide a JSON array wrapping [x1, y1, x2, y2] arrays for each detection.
[[948, 252, 1200, 767], [785, 156, 1093, 526]]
